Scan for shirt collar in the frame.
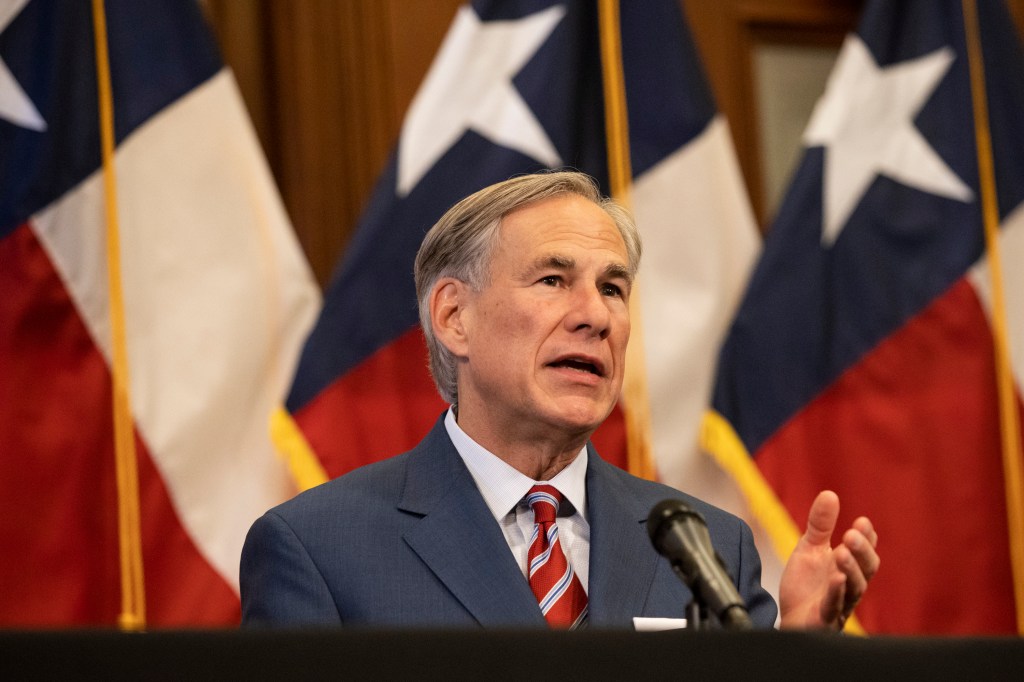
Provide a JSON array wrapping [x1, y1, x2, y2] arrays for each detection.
[[444, 408, 588, 522]]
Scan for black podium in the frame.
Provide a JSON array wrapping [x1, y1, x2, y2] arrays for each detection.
[[2, 629, 1022, 681]]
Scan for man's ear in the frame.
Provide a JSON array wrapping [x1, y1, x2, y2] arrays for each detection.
[[429, 277, 471, 357]]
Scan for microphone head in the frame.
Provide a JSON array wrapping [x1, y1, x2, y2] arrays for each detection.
[[646, 498, 705, 546]]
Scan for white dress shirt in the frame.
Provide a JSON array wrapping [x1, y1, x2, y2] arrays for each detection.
[[444, 408, 591, 591]]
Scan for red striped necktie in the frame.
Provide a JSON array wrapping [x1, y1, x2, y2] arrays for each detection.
[[526, 485, 588, 629]]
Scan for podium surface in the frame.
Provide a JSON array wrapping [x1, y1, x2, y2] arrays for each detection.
[[3, 629, 1023, 680]]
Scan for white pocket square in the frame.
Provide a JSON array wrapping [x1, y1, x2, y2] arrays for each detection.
[[632, 617, 687, 631]]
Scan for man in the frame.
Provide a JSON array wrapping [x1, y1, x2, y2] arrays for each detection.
[[241, 171, 879, 629]]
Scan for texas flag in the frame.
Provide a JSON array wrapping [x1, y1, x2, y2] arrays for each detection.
[[705, 0, 1024, 634], [0, 0, 319, 625], [283, 0, 761, 561]]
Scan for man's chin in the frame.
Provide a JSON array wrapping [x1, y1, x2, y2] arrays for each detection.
[[543, 399, 616, 437]]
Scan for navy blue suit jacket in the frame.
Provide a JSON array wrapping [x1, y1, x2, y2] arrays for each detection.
[[240, 417, 777, 628]]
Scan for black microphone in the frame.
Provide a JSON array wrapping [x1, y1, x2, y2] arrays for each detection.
[[647, 499, 753, 630]]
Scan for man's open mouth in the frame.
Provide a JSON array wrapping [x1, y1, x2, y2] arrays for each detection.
[[549, 356, 604, 377]]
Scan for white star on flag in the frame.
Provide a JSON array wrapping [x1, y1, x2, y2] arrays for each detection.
[[0, 0, 46, 131], [804, 34, 973, 246], [396, 4, 565, 196]]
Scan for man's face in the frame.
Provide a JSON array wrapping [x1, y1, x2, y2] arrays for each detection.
[[454, 194, 632, 445]]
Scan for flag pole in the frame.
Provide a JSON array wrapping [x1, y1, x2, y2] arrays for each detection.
[[961, 0, 1024, 634], [91, 0, 146, 631], [598, 0, 656, 481]]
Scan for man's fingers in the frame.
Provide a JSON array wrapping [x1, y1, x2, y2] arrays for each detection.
[[837, 526, 881, 622], [844, 525, 881, 583], [803, 490, 840, 546], [853, 516, 878, 549], [835, 543, 867, 616]]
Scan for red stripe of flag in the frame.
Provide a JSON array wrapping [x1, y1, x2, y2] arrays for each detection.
[[0, 225, 239, 625], [757, 277, 1016, 634]]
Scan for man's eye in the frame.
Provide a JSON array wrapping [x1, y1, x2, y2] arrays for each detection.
[[600, 283, 623, 297], [539, 275, 561, 286]]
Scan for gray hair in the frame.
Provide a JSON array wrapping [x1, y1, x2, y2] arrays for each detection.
[[413, 171, 642, 405]]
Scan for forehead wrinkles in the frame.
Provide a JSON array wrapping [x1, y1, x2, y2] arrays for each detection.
[[501, 221, 627, 265], [486, 194, 631, 284]]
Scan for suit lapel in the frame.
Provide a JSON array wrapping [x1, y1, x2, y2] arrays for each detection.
[[398, 421, 545, 627], [585, 448, 662, 627]]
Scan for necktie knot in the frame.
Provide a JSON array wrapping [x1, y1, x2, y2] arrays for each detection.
[[526, 485, 561, 525]]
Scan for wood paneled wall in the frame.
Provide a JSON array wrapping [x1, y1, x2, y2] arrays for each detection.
[[204, 0, 1024, 288]]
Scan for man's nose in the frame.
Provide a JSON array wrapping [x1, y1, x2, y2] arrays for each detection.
[[565, 285, 612, 339]]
